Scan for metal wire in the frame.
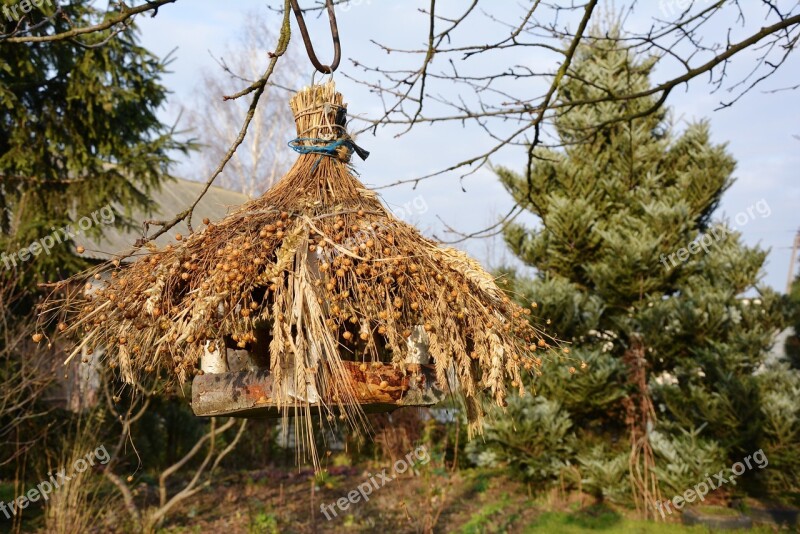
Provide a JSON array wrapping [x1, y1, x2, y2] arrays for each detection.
[[289, 0, 341, 74]]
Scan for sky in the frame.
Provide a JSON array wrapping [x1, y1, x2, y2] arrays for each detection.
[[135, 1, 800, 293]]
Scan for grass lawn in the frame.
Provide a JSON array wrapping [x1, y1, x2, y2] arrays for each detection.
[[521, 504, 776, 533]]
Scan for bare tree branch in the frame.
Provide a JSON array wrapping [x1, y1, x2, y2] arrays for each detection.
[[138, 0, 294, 244], [346, 1, 800, 192], [1, 0, 177, 43]]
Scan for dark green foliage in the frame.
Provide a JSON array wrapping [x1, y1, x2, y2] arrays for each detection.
[[0, 0, 191, 290], [755, 364, 800, 496], [0, 0, 196, 504]]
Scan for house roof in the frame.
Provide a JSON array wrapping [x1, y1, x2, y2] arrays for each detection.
[[73, 177, 249, 261]]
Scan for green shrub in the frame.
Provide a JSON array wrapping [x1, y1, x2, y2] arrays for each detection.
[[756, 364, 800, 496], [577, 445, 629, 504], [650, 426, 725, 496], [466, 396, 576, 487]]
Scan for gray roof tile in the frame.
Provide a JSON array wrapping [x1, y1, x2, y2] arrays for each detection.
[[73, 178, 249, 261]]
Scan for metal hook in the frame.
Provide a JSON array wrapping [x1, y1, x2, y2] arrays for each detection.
[[290, 0, 341, 74]]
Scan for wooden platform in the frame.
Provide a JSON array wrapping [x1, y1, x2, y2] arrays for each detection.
[[191, 361, 446, 418]]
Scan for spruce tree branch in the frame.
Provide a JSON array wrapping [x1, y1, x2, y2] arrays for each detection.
[[0, 5, 61, 40], [67, 23, 130, 49]]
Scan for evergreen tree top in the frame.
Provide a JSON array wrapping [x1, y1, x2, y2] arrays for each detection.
[[501, 27, 740, 299], [498, 24, 780, 365]]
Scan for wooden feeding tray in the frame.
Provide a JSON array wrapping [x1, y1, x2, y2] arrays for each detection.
[[191, 322, 447, 418], [191, 361, 446, 418]]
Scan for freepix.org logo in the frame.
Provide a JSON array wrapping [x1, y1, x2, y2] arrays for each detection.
[[1, 204, 117, 270], [320, 445, 430, 520], [1, 444, 110, 520], [2, 0, 55, 22], [659, 198, 771, 270], [654, 449, 769, 518]]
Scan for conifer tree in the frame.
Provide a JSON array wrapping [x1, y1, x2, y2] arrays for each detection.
[[485, 26, 785, 505], [0, 0, 191, 291], [0, 1, 193, 487]]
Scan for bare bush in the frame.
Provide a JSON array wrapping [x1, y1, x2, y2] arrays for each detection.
[[98, 377, 247, 533], [0, 274, 56, 470]]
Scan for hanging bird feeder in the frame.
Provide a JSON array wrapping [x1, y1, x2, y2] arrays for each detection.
[[39, 0, 558, 460]]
